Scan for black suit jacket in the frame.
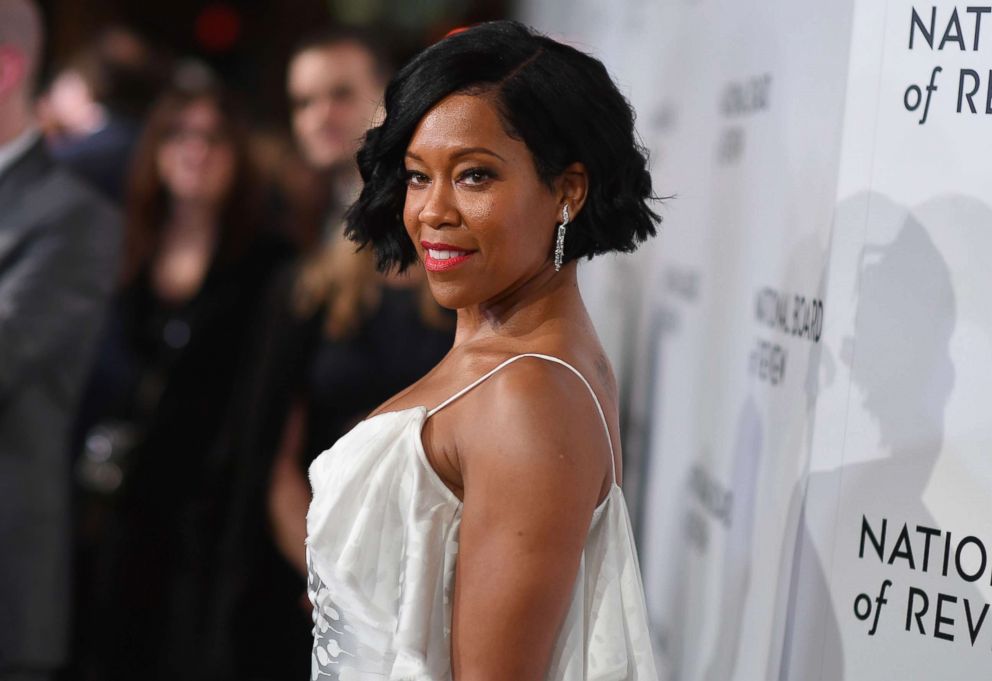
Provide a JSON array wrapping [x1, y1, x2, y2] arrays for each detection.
[[0, 138, 121, 671]]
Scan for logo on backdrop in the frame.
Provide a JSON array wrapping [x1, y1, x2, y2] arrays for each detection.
[[717, 74, 772, 163], [855, 515, 991, 648], [750, 288, 824, 386], [904, 5, 992, 123]]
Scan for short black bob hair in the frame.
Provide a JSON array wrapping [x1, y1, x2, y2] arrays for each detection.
[[345, 19, 662, 272]]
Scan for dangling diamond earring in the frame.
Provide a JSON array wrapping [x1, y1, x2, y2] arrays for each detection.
[[554, 203, 570, 272]]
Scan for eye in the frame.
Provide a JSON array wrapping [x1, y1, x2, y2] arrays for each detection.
[[458, 167, 495, 187], [330, 85, 356, 103], [404, 169, 429, 188]]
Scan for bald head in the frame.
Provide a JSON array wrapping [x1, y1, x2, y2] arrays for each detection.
[[0, 0, 42, 97]]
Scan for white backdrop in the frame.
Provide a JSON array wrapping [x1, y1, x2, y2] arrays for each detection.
[[519, 1, 992, 679]]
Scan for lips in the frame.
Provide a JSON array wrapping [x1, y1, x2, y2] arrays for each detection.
[[421, 241, 476, 272]]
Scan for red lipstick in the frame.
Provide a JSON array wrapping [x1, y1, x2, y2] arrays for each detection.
[[421, 241, 476, 272]]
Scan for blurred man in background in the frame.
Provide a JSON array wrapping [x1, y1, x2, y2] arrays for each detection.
[[41, 27, 167, 205], [287, 26, 389, 234], [200, 28, 401, 681], [0, 1, 121, 680]]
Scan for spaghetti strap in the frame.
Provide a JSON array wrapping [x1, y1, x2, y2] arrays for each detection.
[[427, 353, 616, 483]]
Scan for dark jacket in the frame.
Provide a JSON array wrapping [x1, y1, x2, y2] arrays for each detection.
[[0, 138, 121, 671], [76, 220, 294, 681]]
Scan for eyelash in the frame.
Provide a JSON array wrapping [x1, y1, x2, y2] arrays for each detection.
[[460, 167, 495, 185], [404, 167, 495, 188]]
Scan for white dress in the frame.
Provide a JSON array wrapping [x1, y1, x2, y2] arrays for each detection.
[[306, 353, 659, 680]]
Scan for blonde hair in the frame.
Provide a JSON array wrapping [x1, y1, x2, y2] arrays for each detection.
[[292, 229, 449, 340]]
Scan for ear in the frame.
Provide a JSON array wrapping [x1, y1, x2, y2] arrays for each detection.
[[0, 46, 28, 99], [553, 161, 588, 222]]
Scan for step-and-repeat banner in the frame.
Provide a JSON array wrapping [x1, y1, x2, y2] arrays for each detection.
[[521, 2, 992, 679]]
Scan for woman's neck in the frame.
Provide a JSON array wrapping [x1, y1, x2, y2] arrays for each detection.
[[149, 200, 221, 304], [166, 200, 219, 234], [453, 261, 588, 348]]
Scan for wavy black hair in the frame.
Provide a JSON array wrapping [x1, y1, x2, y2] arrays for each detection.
[[345, 19, 662, 272]]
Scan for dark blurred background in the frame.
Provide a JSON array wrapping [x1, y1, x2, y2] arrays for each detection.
[[37, 0, 509, 126], [0, 2, 509, 680]]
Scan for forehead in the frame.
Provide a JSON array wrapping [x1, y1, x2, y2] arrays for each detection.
[[288, 43, 376, 93], [407, 93, 517, 155], [177, 98, 221, 127]]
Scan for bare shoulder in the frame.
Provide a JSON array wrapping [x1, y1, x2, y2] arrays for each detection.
[[476, 352, 610, 424], [444, 350, 618, 680], [450, 352, 616, 511]]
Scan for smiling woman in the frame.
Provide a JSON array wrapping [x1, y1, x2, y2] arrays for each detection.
[[346, 21, 659, 276], [305, 19, 663, 681], [400, 92, 581, 307]]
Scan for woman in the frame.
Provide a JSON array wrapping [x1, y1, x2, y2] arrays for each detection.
[[306, 20, 661, 680], [75, 79, 292, 680]]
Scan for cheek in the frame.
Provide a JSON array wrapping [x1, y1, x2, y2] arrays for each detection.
[[463, 189, 537, 260], [208, 149, 236, 190], [460, 194, 498, 226], [403, 189, 424, 220], [402, 189, 422, 231], [292, 112, 307, 138], [297, 108, 321, 136], [156, 147, 176, 184]]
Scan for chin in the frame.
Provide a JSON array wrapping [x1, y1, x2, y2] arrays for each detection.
[[423, 278, 478, 311]]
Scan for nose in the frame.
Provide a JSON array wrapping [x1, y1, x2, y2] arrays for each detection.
[[418, 179, 459, 230], [183, 137, 212, 166]]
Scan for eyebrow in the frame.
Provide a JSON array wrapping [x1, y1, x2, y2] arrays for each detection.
[[405, 146, 506, 162]]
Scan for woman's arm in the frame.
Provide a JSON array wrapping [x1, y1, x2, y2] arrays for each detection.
[[447, 360, 613, 681], [268, 396, 311, 576]]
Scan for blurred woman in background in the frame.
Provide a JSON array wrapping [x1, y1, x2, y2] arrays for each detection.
[[74, 77, 293, 681], [207, 198, 454, 681], [196, 29, 454, 680]]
